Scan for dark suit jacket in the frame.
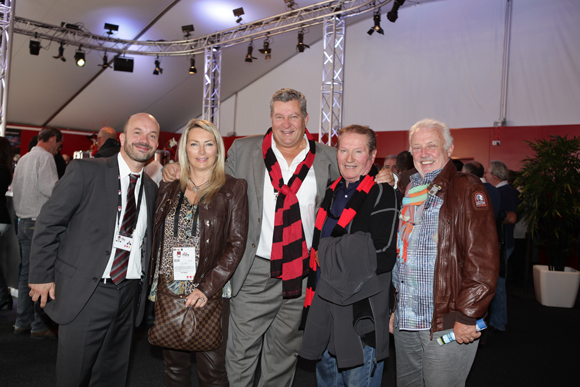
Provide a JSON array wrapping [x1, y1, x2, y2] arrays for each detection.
[[29, 155, 157, 326], [224, 134, 340, 296]]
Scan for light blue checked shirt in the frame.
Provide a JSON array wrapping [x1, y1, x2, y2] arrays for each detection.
[[393, 167, 444, 331]]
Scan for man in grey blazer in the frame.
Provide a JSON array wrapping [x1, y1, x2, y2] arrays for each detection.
[[29, 113, 160, 387]]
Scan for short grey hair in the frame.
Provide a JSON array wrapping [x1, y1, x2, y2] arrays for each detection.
[[489, 160, 509, 181], [270, 88, 308, 119], [409, 119, 453, 152]]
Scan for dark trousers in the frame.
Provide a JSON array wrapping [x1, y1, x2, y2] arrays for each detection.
[[163, 298, 230, 387], [56, 279, 139, 387]]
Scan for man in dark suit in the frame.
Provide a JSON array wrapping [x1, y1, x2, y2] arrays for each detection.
[[29, 113, 160, 387]]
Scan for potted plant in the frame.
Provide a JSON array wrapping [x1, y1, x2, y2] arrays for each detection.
[[516, 135, 580, 307]]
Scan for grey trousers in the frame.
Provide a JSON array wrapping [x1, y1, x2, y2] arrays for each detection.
[[226, 256, 306, 387], [393, 326, 479, 387]]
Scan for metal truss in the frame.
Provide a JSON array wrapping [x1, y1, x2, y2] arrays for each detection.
[[1, 0, 16, 136], [13, 0, 392, 57], [202, 47, 221, 128], [319, 16, 345, 147]]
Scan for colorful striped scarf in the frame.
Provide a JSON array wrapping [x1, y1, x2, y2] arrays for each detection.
[[397, 183, 429, 263]]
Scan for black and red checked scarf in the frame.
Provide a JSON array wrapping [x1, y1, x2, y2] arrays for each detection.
[[263, 127, 316, 299], [301, 165, 377, 327]]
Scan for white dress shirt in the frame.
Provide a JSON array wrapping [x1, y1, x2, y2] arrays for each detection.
[[257, 137, 317, 259], [102, 153, 148, 279]]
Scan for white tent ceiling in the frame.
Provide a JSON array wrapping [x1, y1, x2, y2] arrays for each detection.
[[7, 0, 440, 133]]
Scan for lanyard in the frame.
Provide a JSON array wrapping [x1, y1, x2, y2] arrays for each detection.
[[174, 191, 199, 238], [116, 172, 145, 236]]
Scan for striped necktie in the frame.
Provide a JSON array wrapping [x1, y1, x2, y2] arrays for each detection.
[[110, 173, 140, 284]]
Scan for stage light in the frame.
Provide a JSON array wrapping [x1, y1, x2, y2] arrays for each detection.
[[182, 24, 194, 38], [245, 42, 257, 63], [153, 56, 163, 75], [367, 11, 384, 35], [53, 42, 66, 62], [104, 23, 119, 36], [387, 0, 406, 23], [189, 58, 197, 74], [74, 47, 86, 67], [296, 32, 309, 53], [61, 22, 81, 31], [29, 40, 41, 56], [259, 39, 272, 60], [99, 52, 111, 69], [233, 7, 244, 24], [114, 56, 134, 73]]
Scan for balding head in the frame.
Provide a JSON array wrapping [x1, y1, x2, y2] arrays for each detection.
[[97, 127, 117, 148]]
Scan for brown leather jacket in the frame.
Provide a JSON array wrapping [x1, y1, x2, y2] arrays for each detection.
[[413, 161, 499, 332], [150, 175, 249, 299]]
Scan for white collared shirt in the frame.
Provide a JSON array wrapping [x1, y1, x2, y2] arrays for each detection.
[[256, 136, 317, 259], [102, 153, 148, 279]]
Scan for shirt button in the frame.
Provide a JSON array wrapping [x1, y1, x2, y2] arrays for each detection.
[[206, 239, 210, 243], [252, 243, 256, 248], [201, 274, 205, 278], [92, 277, 98, 282], [205, 220, 210, 226], [205, 258, 208, 262], [105, 250, 110, 255]]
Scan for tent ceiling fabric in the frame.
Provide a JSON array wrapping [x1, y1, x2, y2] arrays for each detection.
[[9, 0, 436, 133]]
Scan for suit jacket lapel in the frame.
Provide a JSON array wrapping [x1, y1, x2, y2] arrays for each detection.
[[252, 138, 265, 217], [104, 156, 120, 238], [313, 143, 331, 207]]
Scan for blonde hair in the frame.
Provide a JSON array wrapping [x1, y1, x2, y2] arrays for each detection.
[[177, 119, 226, 204]]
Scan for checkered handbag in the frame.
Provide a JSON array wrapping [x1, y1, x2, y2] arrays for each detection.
[[148, 275, 223, 352]]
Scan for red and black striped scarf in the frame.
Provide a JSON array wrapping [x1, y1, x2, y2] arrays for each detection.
[[263, 127, 316, 299], [301, 165, 377, 325]]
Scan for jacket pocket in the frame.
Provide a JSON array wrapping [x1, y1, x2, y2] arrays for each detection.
[[54, 258, 77, 278]]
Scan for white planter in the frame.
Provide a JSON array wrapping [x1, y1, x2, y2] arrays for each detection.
[[533, 265, 580, 308]]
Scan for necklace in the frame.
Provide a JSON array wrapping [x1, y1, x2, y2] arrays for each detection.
[[188, 177, 209, 193]]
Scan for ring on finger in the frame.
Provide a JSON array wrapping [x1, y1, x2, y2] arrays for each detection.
[[201, 298, 205, 302]]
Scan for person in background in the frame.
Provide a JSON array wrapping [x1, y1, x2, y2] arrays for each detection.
[[383, 154, 398, 174], [150, 118, 248, 387], [487, 160, 521, 333], [12, 127, 62, 338], [452, 158, 464, 171], [0, 137, 14, 310], [462, 161, 501, 220], [94, 126, 121, 158], [299, 125, 398, 386], [391, 119, 498, 387]]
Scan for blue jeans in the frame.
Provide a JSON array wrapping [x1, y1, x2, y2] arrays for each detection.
[[316, 345, 384, 387], [15, 218, 51, 332], [489, 246, 514, 331]]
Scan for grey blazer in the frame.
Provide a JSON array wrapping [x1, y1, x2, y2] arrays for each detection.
[[29, 155, 157, 326], [225, 134, 340, 296]]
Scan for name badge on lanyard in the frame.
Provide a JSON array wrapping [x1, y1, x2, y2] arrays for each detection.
[[113, 235, 134, 252], [173, 247, 197, 280]]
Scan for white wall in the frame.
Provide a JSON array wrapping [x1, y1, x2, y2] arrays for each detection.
[[218, 0, 580, 135]]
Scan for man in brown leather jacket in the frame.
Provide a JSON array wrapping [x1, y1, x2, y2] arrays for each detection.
[[390, 119, 498, 387]]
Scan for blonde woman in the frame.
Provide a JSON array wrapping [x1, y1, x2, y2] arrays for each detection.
[[149, 119, 248, 387]]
